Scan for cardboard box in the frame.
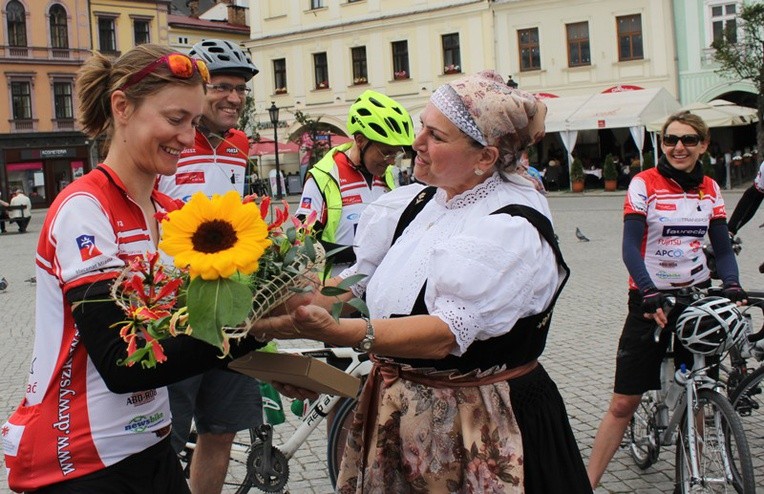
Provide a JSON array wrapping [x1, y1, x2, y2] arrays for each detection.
[[229, 351, 361, 398]]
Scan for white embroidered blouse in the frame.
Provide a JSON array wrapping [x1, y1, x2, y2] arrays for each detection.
[[340, 173, 561, 356]]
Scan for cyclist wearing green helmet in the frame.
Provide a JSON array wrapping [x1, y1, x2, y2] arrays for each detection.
[[296, 90, 414, 276]]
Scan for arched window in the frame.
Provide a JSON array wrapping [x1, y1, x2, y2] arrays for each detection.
[[6, 0, 27, 47], [49, 3, 68, 49]]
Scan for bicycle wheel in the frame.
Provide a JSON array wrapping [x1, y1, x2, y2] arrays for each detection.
[[327, 396, 358, 488], [180, 426, 259, 494], [674, 389, 755, 493], [627, 392, 660, 469], [729, 365, 764, 489]]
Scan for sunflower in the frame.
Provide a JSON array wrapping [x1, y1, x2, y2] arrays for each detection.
[[159, 191, 271, 280]]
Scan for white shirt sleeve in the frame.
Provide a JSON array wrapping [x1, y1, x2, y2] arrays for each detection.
[[426, 213, 559, 355], [295, 176, 325, 221]]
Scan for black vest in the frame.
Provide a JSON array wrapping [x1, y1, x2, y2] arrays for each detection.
[[386, 186, 570, 373]]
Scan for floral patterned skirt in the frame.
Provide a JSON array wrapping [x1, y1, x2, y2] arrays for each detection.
[[335, 363, 591, 494]]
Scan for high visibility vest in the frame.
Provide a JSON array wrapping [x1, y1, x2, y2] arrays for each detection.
[[308, 143, 396, 243]]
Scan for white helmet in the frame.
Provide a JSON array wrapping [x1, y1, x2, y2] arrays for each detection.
[[675, 296, 748, 355]]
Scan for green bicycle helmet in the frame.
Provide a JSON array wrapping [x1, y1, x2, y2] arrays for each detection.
[[347, 90, 414, 146]]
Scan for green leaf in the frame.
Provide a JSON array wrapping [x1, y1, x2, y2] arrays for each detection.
[[320, 286, 348, 297], [303, 237, 316, 261], [187, 277, 252, 350], [282, 245, 298, 266], [286, 226, 297, 244], [337, 274, 366, 290], [346, 297, 369, 316], [330, 302, 343, 321]]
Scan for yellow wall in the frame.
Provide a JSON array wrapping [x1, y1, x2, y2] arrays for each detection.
[[89, 0, 170, 53]]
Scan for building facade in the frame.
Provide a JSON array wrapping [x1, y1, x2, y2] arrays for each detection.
[[0, 0, 92, 207]]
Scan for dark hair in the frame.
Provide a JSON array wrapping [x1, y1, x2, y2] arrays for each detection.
[[77, 44, 206, 143]]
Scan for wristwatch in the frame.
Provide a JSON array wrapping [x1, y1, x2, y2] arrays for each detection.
[[353, 316, 375, 353]]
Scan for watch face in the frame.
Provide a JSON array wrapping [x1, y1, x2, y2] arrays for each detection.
[[360, 338, 373, 352]]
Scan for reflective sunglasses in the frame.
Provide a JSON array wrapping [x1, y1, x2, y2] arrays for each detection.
[[375, 145, 406, 163], [206, 83, 251, 96], [119, 53, 210, 91], [662, 133, 702, 147]]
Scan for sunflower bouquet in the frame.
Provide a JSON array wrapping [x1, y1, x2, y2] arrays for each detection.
[[111, 190, 323, 368]]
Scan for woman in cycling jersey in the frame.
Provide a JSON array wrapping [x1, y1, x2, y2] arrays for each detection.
[[252, 70, 592, 493], [586, 111, 748, 489], [1, 45, 266, 493]]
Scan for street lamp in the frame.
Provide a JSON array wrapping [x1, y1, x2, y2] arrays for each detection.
[[268, 101, 283, 199], [506, 76, 518, 89]]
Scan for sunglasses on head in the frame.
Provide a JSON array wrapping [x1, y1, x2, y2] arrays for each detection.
[[662, 134, 702, 147], [119, 53, 210, 92]]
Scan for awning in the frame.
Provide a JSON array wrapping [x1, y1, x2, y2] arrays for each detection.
[[249, 139, 300, 157], [646, 99, 758, 131]]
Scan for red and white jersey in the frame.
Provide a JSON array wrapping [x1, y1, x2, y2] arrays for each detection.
[[624, 168, 726, 290], [296, 152, 390, 249], [754, 160, 764, 193], [156, 128, 249, 202], [2, 166, 174, 491]]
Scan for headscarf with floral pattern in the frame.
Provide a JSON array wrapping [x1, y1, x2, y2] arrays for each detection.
[[431, 70, 547, 174]]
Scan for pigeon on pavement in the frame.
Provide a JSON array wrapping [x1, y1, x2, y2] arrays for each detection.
[[575, 227, 590, 242], [25, 276, 36, 284], [0, 277, 7, 291]]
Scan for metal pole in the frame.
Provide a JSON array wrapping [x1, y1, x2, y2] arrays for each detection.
[[269, 102, 283, 199]]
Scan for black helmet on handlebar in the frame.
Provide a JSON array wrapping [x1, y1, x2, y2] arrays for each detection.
[[675, 296, 748, 355]]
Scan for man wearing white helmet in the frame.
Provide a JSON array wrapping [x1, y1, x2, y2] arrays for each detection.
[[156, 38, 260, 494]]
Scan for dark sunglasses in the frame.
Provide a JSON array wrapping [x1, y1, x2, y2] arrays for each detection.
[[119, 54, 210, 92], [662, 134, 702, 147]]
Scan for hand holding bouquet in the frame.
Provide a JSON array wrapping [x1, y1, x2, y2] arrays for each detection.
[[111, 190, 322, 368]]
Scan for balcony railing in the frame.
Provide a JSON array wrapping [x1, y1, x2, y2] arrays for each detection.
[[53, 118, 75, 131], [51, 48, 70, 59], [10, 119, 36, 131], [8, 46, 29, 57]]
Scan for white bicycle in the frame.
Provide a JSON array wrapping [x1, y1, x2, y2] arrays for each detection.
[[178, 346, 371, 493]]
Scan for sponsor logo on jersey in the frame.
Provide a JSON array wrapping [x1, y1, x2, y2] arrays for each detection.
[[175, 171, 205, 185], [658, 238, 681, 246], [690, 264, 704, 276], [661, 216, 708, 223], [347, 213, 360, 221], [689, 240, 702, 252], [662, 225, 707, 237], [713, 205, 726, 216], [655, 249, 683, 258], [659, 261, 678, 268], [300, 197, 312, 209], [124, 412, 165, 433], [670, 280, 694, 287], [655, 270, 682, 280], [126, 389, 157, 406], [656, 203, 676, 211], [76, 235, 102, 261], [225, 147, 240, 155], [342, 194, 363, 206]]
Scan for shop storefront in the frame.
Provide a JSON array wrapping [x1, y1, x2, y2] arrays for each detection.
[[0, 132, 93, 209]]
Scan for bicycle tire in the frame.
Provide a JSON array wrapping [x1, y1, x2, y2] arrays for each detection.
[[729, 364, 764, 489], [180, 426, 260, 494], [627, 392, 660, 469], [674, 389, 755, 493], [327, 396, 358, 489]]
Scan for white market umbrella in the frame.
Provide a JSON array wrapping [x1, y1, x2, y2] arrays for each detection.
[[646, 100, 758, 131]]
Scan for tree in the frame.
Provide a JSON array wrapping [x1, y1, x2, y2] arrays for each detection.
[[711, 3, 764, 152], [237, 95, 259, 141]]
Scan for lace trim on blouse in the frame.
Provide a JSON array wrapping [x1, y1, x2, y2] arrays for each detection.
[[437, 173, 501, 209]]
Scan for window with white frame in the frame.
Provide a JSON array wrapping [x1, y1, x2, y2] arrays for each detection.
[[133, 18, 151, 45], [11, 80, 32, 120], [49, 4, 69, 49], [351, 46, 367, 84], [566, 22, 590, 67], [273, 58, 287, 93], [518, 28, 541, 71], [392, 40, 409, 79], [442, 33, 461, 74], [709, 2, 738, 45], [313, 52, 329, 89], [7, 0, 27, 47], [98, 16, 117, 53], [53, 81, 73, 120], [616, 14, 643, 61]]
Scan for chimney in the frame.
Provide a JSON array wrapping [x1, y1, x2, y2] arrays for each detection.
[[187, 0, 199, 17], [227, 4, 246, 25]]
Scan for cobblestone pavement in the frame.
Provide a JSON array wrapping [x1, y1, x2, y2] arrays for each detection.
[[2, 189, 764, 493]]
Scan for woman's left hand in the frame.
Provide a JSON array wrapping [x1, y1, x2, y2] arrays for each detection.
[[249, 304, 339, 342]]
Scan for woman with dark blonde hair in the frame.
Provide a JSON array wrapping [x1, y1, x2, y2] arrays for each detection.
[[1, 44, 266, 493], [587, 111, 747, 488]]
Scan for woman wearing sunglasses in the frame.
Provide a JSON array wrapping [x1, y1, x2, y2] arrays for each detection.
[[587, 111, 747, 489], [1, 44, 267, 493]]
